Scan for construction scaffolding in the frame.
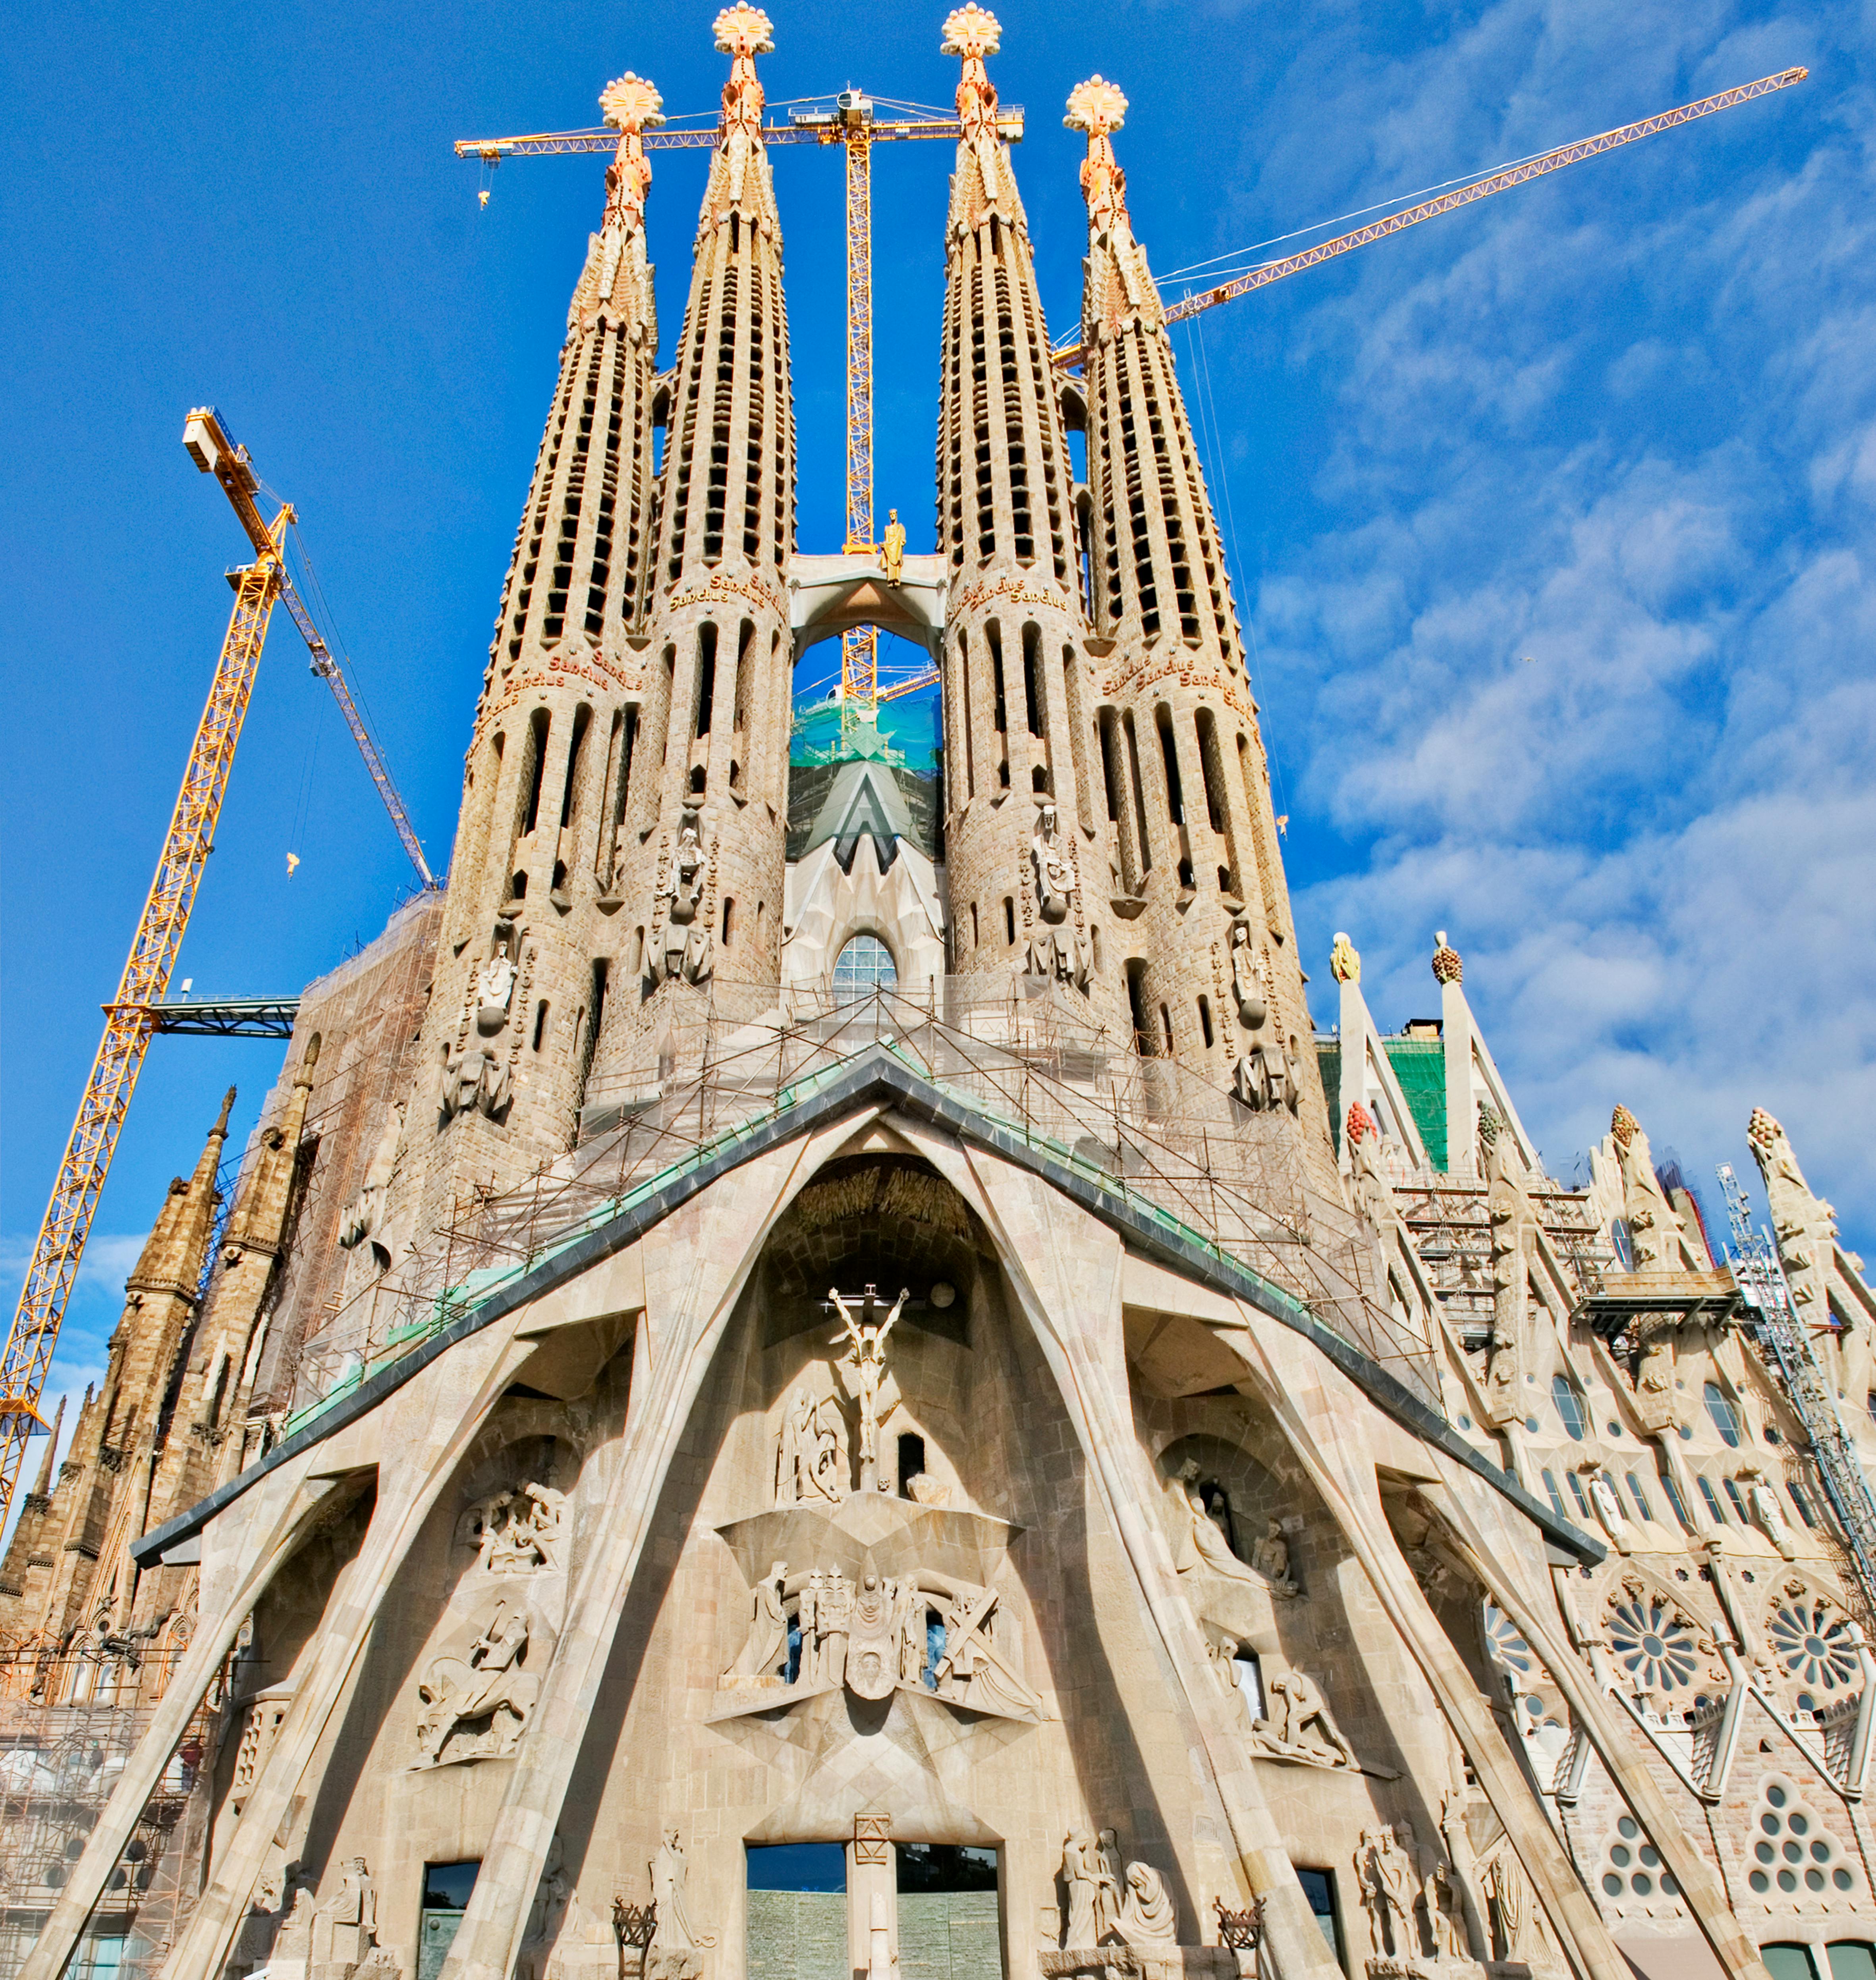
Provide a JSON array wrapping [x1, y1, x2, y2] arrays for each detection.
[[1395, 1174, 1615, 1353], [0, 1644, 223, 1980], [1718, 1161, 1876, 1626], [269, 977, 1446, 1436]]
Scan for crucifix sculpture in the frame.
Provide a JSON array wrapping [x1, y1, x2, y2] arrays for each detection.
[[828, 1283, 909, 1492]]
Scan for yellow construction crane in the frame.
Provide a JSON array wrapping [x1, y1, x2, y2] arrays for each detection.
[[0, 409, 434, 1533], [456, 86, 991, 718], [1053, 67, 1808, 366]]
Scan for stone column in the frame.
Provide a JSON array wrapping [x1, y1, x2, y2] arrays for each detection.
[[153, 1319, 539, 1980]]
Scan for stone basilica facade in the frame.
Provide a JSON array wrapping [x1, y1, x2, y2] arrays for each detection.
[[11, 16, 1876, 1980]]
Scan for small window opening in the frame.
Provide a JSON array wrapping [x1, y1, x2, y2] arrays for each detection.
[[1125, 961, 1151, 1056], [722, 897, 735, 947], [1198, 996, 1214, 1049], [897, 1433, 926, 1498], [1155, 706, 1184, 825], [1704, 1382, 1743, 1448], [1002, 897, 1015, 946], [1159, 1003, 1175, 1055], [694, 623, 718, 736], [521, 710, 550, 834], [532, 1000, 549, 1051], [1552, 1375, 1587, 1440]]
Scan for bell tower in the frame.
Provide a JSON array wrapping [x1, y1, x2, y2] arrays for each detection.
[[932, 8, 1126, 1038], [1065, 77, 1333, 1171], [390, 66, 668, 1238], [587, 3, 799, 1099]]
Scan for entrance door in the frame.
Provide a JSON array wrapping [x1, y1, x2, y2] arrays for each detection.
[[896, 1845, 1000, 1980], [419, 1860, 480, 1980], [747, 1843, 848, 1980]]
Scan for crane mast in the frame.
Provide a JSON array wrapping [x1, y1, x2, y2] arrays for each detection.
[[0, 409, 434, 1534], [0, 501, 288, 1521]]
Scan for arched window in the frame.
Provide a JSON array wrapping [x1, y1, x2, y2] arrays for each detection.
[[832, 935, 897, 1003], [1704, 1381, 1742, 1448], [1552, 1374, 1587, 1441]]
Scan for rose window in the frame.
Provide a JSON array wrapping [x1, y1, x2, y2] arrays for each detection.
[[1608, 1596, 1700, 1693], [1482, 1603, 1534, 1685], [1768, 1598, 1860, 1696]]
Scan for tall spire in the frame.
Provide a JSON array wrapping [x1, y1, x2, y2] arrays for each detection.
[[1065, 78, 1333, 1178], [933, 12, 1126, 1037], [585, 4, 797, 1101], [384, 56, 676, 1229]]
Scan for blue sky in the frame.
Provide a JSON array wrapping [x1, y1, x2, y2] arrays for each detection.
[[4, 0, 1871, 1448]]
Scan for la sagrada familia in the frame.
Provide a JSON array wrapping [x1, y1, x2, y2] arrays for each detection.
[[10, 15, 1876, 1980]]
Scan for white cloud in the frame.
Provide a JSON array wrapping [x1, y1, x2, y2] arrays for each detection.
[[1214, 0, 1876, 1251]]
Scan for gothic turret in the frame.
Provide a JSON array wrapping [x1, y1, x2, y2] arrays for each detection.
[[935, 8, 1125, 1036], [133, 1039, 321, 1623], [587, 4, 798, 1095], [1, 1092, 230, 1644], [1066, 78, 1332, 1173]]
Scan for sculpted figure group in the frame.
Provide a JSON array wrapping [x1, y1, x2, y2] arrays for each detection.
[[1060, 1830, 1178, 1951], [718, 1557, 1038, 1717]]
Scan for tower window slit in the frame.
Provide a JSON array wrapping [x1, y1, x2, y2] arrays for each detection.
[[694, 622, 718, 738], [1122, 711, 1152, 872], [1126, 961, 1151, 1056], [1156, 706, 1184, 827], [1021, 622, 1044, 739], [559, 704, 591, 832], [520, 709, 550, 838]]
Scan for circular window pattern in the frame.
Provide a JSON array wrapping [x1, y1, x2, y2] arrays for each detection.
[[1598, 1813, 1681, 1909], [1746, 1780, 1855, 1902], [1769, 1596, 1861, 1694], [1483, 1603, 1535, 1684], [1609, 1593, 1702, 1693]]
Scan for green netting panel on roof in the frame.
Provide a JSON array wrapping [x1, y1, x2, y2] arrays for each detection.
[[1382, 1039, 1448, 1171], [1316, 1043, 1342, 1156]]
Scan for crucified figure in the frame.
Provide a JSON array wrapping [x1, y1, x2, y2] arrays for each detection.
[[829, 1284, 909, 1492]]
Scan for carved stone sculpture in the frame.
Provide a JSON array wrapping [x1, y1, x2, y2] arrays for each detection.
[[1249, 1519, 1297, 1597], [1354, 1828, 1413, 1961], [1031, 802, 1078, 925], [830, 1284, 907, 1491], [338, 1110, 401, 1251], [415, 1601, 539, 1766], [1229, 918, 1298, 1114], [1114, 1863, 1178, 1950], [1061, 1832, 1107, 1949], [1166, 1462, 1295, 1600], [882, 509, 906, 584], [1741, 1466, 1798, 1559], [720, 1559, 789, 1687], [268, 1856, 393, 1980], [775, 1386, 847, 1505], [650, 1828, 716, 1951], [1255, 1667, 1358, 1770], [1585, 1469, 1633, 1556], [441, 1041, 510, 1124], [1331, 932, 1361, 983], [477, 937, 518, 1036], [668, 813, 706, 925], [1060, 1832, 1172, 1950]]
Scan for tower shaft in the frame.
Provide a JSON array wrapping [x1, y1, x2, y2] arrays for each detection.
[[935, 9, 1125, 1038], [1067, 78, 1332, 1172]]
